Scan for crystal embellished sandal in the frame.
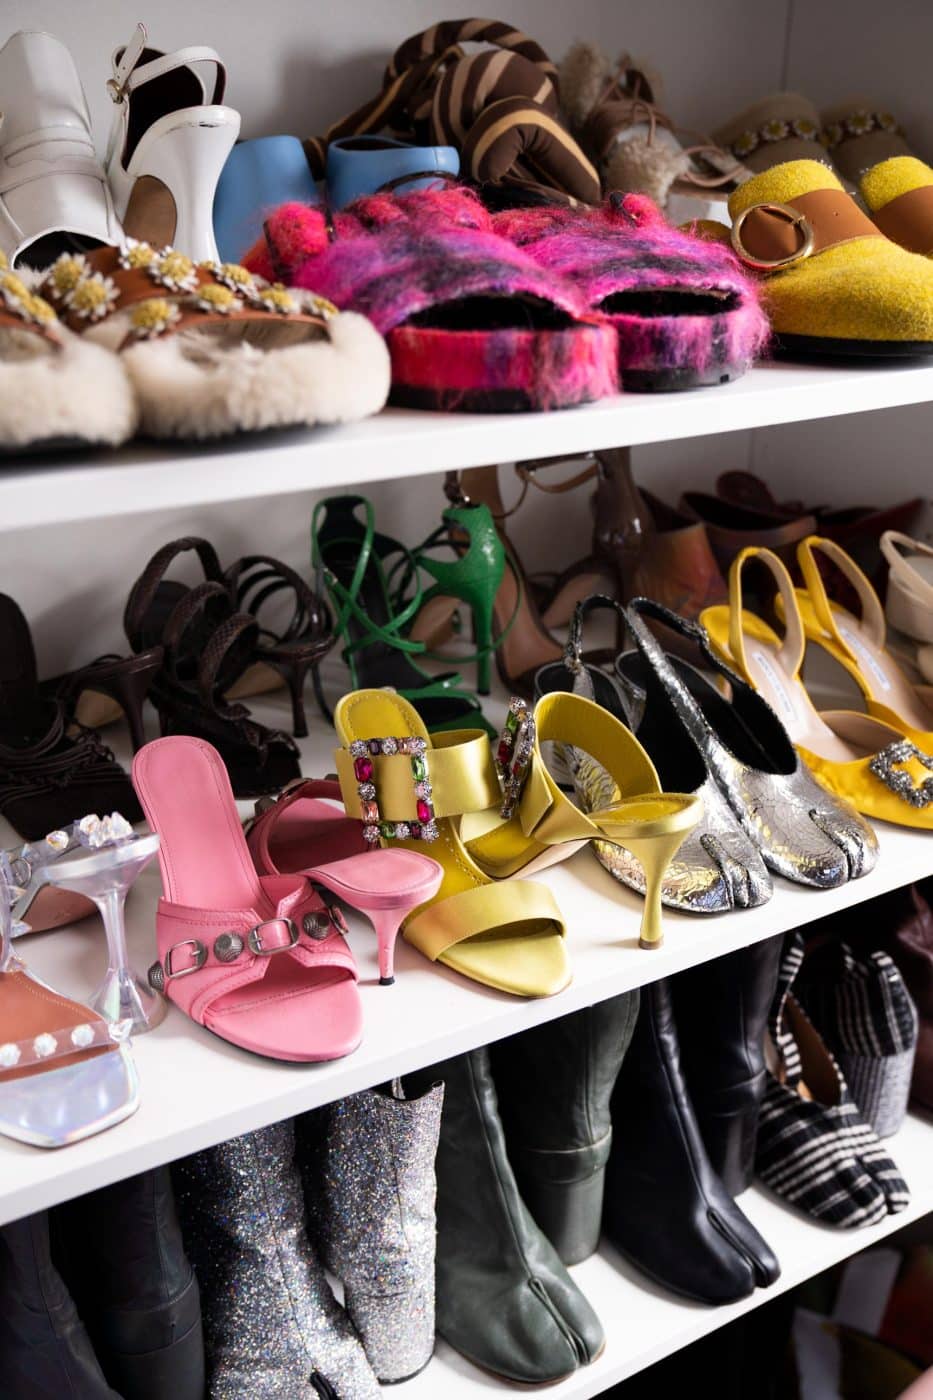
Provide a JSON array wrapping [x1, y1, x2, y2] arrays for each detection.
[[37, 242, 388, 439], [0, 251, 137, 453], [0, 854, 139, 1149], [333, 690, 569, 998]]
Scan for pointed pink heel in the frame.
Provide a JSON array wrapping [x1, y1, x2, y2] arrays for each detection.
[[247, 780, 443, 985], [132, 739, 364, 1061]]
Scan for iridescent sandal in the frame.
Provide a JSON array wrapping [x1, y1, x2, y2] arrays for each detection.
[[0, 252, 136, 452], [38, 243, 388, 440]]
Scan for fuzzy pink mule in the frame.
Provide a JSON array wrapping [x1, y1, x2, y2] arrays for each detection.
[[494, 194, 769, 390], [244, 187, 618, 411]]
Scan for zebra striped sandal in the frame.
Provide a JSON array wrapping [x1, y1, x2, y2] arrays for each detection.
[[756, 933, 910, 1228]]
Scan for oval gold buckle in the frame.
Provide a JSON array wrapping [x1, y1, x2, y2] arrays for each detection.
[[731, 201, 816, 271]]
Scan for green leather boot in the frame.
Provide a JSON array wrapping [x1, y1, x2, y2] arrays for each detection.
[[491, 991, 640, 1265], [407, 1047, 604, 1385]]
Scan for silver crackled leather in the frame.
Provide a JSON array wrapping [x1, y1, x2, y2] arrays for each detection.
[[622, 599, 877, 888], [299, 1078, 443, 1384], [534, 596, 772, 914], [173, 1119, 380, 1400]]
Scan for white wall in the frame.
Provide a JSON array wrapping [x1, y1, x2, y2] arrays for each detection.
[[1, 0, 931, 672]]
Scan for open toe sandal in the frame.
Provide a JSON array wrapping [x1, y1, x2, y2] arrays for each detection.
[[0, 253, 137, 453], [246, 186, 617, 412], [132, 737, 363, 1062], [333, 690, 569, 998], [37, 242, 389, 439], [247, 777, 442, 984]]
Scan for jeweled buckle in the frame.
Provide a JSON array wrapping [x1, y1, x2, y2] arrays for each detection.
[[148, 938, 207, 991], [347, 736, 438, 842], [869, 740, 933, 807], [247, 917, 300, 955], [495, 698, 536, 819], [731, 201, 816, 271]]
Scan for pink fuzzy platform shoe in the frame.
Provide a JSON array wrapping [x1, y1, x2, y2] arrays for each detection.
[[494, 194, 769, 391], [245, 187, 618, 412]]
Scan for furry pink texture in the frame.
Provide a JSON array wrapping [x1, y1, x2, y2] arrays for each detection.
[[245, 188, 619, 410], [493, 194, 770, 382]]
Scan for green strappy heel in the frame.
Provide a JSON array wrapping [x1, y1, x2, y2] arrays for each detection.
[[312, 495, 497, 736]]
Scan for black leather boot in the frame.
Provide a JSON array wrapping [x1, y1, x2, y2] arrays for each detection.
[[0, 1210, 120, 1400], [407, 1048, 604, 1385], [603, 978, 780, 1304], [491, 991, 639, 1265], [52, 1166, 204, 1400], [671, 937, 783, 1194]]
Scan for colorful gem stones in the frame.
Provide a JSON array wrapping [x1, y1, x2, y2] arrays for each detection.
[[495, 697, 536, 819], [348, 737, 437, 842]]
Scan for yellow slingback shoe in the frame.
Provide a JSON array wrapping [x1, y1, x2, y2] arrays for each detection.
[[702, 547, 933, 830], [333, 689, 570, 998], [463, 692, 701, 950], [781, 535, 933, 748]]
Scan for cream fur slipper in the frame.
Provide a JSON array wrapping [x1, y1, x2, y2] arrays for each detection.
[[39, 242, 389, 440], [0, 251, 137, 453]]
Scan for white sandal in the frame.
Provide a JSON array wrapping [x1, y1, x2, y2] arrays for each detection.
[[39, 243, 389, 440], [105, 24, 240, 262], [881, 529, 933, 684], [0, 31, 123, 269], [0, 252, 137, 452]]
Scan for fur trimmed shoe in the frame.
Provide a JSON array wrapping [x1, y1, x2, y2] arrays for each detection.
[[247, 187, 618, 411], [36, 242, 389, 440], [494, 195, 769, 390]]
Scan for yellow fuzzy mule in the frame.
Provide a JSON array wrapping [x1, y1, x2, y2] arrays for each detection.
[[861, 157, 933, 257], [728, 159, 933, 355]]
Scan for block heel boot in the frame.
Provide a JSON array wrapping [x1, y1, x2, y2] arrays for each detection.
[[406, 1047, 605, 1386], [52, 1166, 204, 1400], [491, 992, 639, 1265]]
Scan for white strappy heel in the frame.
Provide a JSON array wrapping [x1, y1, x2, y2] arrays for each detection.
[[105, 23, 240, 263], [0, 31, 123, 268]]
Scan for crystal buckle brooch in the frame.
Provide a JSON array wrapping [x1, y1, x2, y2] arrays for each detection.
[[496, 698, 536, 820], [348, 737, 438, 842], [869, 739, 933, 807]]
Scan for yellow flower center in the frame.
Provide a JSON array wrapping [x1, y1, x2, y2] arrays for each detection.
[[157, 250, 195, 282], [258, 284, 296, 314], [197, 284, 238, 311], [23, 293, 56, 324], [49, 256, 86, 295], [219, 262, 252, 286], [131, 297, 177, 332], [70, 279, 110, 313], [123, 241, 158, 268]]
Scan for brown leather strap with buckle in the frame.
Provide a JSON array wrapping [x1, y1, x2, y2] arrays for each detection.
[[732, 188, 883, 271], [870, 185, 933, 256]]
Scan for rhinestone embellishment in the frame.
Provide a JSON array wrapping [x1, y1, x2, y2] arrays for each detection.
[[869, 740, 933, 807], [349, 736, 437, 842], [33, 1033, 57, 1058], [496, 697, 536, 819], [0, 1043, 21, 1069], [70, 1024, 94, 1048]]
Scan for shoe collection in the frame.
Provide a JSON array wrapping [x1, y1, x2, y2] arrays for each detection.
[[3, 18, 932, 453]]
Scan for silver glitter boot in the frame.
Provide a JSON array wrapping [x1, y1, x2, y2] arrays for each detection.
[[173, 1119, 380, 1400], [299, 1079, 443, 1384]]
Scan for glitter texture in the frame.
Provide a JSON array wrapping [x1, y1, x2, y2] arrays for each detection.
[[299, 1080, 443, 1383], [173, 1119, 380, 1399]]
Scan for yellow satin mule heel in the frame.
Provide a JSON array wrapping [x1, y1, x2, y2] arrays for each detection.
[[333, 689, 570, 997], [464, 692, 701, 949], [701, 547, 933, 830], [786, 535, 933, 745]]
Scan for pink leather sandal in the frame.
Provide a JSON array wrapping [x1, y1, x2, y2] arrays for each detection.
[[247, 779, 443, 985], [132, 737, 363, 1061]]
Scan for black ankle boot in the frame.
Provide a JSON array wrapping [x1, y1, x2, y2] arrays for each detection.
[[491, 991, 639, 1265], [671, 937, 783, 1194], [52, 1166, 204, 1400], [603, 978, 780, 1303], [407, 1047, 604, 1385], [0, 1211, 120, 1400]]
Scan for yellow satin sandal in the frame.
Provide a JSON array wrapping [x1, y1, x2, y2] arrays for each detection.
[[463, 692, 701, 949], [333, 689, 570, 998], [701, 546, 933, 830], [785, 535, 933, 747]]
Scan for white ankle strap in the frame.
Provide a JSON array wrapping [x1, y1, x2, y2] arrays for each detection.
[[108, 23, 226, 106]]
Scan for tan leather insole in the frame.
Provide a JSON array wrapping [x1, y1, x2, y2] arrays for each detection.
[[122, 175, 178, 249], [739, 627, 858, 763], [0, 970, 108, 1080]]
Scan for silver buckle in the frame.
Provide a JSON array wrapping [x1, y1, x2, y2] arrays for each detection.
[[247, 917, 299, 956], [148, 938, 207, 992]]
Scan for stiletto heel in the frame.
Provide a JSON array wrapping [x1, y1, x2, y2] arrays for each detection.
[[369, 909, 403, 985], [105, 24, 240, 262], [48, 647, 164, 753], [622, 828, 693, 949], [470, 590, 495, 696], [279, 655, 312, 739]]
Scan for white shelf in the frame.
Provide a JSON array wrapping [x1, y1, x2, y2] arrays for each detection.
[[4, 359, 933, 531], [405, 1111, 933, 1398], [1, 683, 932, 1225]]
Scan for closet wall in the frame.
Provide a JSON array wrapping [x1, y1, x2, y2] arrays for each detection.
[[2, 0, 931, 674]]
